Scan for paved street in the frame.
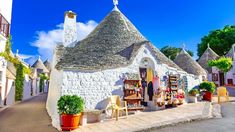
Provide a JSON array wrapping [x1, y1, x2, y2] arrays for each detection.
[[151, 87, 235, 132], [0, 94, 57, 132]]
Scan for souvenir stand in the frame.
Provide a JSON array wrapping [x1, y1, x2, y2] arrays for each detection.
[[165, 75, 179, 108], [123, 73, 145, 111]]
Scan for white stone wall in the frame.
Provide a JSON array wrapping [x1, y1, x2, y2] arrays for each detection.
[[225, 69, 233, 85], [63, 12, 77, 46], [6, 79, 15, 105], [46, 46, 64, 130], [0, 57, 7, 106], [0, 0, 13, 24], [23, 75, 32, 100]]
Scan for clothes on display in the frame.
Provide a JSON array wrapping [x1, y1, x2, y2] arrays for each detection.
[[147, 81, 154, 101], [141, 80, 147, 100], [147, 68, 153, 83], [153, 76, 161, 94]]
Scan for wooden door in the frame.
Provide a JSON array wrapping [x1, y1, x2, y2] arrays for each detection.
[[219, 73, 225, 86]]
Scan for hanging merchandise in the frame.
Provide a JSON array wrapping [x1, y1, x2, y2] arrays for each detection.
[[141, 80, 147, 100], [153, 76, 161, 94], [147, 81, 154, 101], [147, 68, 153, 83]]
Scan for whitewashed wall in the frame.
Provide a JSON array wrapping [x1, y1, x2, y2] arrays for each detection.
[[0, 0, 13, 24], [6, 79, 15, 105], [23, 75, 32, 100], [47, 44, 201, 130], [225, 69, 233, 85], [0, 58, 7, 106]]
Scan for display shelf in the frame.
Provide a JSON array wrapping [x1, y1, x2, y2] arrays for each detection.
[[123, 79, 144, 111]]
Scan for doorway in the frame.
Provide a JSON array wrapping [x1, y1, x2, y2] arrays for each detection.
[[219, 73, 225, 86]]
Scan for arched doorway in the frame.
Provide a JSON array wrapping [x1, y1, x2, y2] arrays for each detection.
[[139, 58, 155, 102]]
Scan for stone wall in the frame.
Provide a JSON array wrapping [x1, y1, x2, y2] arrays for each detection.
[[23, 75, 32, 100], [6, 79, 15, 105]]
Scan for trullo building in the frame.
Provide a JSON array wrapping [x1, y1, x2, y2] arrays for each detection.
[[174, 48, 207, 82], [47, 2, 203, 129]]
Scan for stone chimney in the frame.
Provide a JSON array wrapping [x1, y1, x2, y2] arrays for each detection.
[[63, 11, 77, 46]]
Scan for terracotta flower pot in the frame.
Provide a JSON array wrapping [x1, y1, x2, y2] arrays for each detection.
[[61, 113, 82, 131], [203, 91, 212, 102]]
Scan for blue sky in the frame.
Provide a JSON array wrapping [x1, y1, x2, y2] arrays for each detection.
[[10, 0, 235, 64]]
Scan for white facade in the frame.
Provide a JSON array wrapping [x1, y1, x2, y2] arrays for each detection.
[[5, 78, 15, 105], [0, 0, 13, 107], [22, 75, 32, 100], [0, 0, 13, 23], [47, 44, 202, 130]]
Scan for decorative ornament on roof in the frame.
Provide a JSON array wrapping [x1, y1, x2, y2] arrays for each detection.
[[112, 0, 120, 11], [182, 43, 186, 50], [113, 0, 118, 6], [207, 43, 210, 48], [181, 43, 187, 54]]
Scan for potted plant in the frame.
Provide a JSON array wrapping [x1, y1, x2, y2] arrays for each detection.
[[188, 89, 199, 103], [199, 81, 216, 102], [57, 95, 84, 131]]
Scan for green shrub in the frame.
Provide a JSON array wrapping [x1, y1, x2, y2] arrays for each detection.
[[15, 63, 24, 101], [57, 95, 84, 115], [39, 73, 49, 92], [199, 81, 216, 93], [189, 89, 199, 96]]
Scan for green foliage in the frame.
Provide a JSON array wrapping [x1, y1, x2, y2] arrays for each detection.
[[199, 81, 216, 93], [160, 46, 194, 60], [197, 25, 235, 57], [57, 95, 85, 115], [15, 63, 24, 101], [0, 36, 32, 101], [208, 57, 232, 73], [5, 35, 12, 54], [189, 89, 199, 96], [39, 73, 49, 92]]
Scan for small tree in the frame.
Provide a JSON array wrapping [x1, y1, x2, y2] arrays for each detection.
[[39, 73, 49, 92], [208, 57, 233, 73]]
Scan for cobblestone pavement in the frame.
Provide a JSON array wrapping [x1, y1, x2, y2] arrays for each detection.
[[0, 94, 57, 132]]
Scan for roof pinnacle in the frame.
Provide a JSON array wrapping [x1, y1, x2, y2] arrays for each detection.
[[112, 0, 120, 11]]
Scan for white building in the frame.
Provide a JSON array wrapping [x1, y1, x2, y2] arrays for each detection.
[[47, 2, 203, 129], [0, 0, 13, 106], [198, 44, 235, 86], [225, 44, 235, 85]]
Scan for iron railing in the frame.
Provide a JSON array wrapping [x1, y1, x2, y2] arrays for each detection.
[[0, 13, 10, 38]]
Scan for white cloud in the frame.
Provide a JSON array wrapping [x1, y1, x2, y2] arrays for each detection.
[[18, 54, 34, 60], [30, 20, 98, 63]]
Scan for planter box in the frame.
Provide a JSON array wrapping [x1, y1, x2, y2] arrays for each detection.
[[81, 110, 102, 126], [188, 96, 197, 103]]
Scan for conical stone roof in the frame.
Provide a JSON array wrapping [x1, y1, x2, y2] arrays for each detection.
[[198, 47, 219, 73], [44, 59, 51, 72], [174, 49, 207, 76], [32, 58, 49, 73], [56, 8, 183, 71]]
